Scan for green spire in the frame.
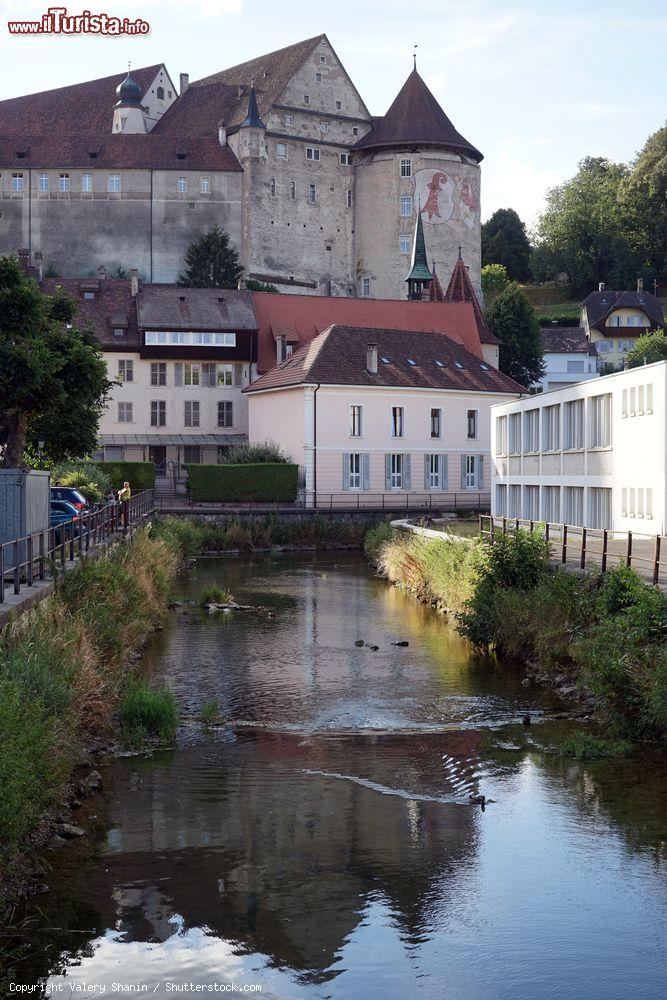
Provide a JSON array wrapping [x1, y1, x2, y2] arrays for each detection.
[[406, 210, 432, 282]]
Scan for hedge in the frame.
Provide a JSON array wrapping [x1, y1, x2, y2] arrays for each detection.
[[186, 463, 298, 503], [94, 462, 155, 491]]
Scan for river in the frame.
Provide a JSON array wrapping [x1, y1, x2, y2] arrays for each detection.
[[7, 554, 667, 999]]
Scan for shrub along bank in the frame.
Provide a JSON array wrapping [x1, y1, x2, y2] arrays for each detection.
[[158, 514, 370, 553], [369, 526, 667, 741], [0, 522, 191, 916]]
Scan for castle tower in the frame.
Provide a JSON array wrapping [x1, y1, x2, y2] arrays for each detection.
[[112, 69, 147, 133], [227, 81, 267, 283], [353, 64, 482, 300]]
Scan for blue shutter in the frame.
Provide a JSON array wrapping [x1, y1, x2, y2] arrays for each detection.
[[174, 363, 183, 387], [404, 454, 411, 491], [342, 453, 350, 491], [362, 453, 370, 491], [385, 454, 392, 490], [461, 454, 467, 489], [441, 454, 448, 491], [424, 454, 430, 490], [478, 455, 484, 489]]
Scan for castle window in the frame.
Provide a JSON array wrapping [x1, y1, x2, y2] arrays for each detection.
[[39, 173, 49, 192], [336, 101, 341, 110], [12, 173, 24, 192], [269, 177, 276, 197], [201, 176, 211, 194], [361, 277, 370, 297], [320, 55, 326, 63], [82, 173, 92, 193], [308, 183, 317, 203], [347, 189, 352, 208], [284, 114, 293, 126], [306, 147, 321, 161], [157, 86, 164, 100], [316, 73, 322, 83], [352, 127, 359, 136], [303, 94, 310, 104], [319, 121, 328, 132], [59, 173, 70, 193], [400, 159, 412, 177], [107, 174, 121, 193], [340, 153, 353, 165], [177, 176, 187, 193], [276, 142, 288, 159], [167, 90, 172, 98], [400, 195, 413, 216], [399, 235, 411, 254], [289, 180, 296, 200]]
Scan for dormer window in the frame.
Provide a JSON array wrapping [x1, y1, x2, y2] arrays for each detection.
[[83, 291, 95, 300], [113, 328, 125, 337]]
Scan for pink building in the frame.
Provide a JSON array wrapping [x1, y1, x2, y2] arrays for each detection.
[[245, 325, 524, 508]]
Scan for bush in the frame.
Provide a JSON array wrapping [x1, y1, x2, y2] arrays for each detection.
[[199, 584, 233, 606], [94, 461, 155, 491], [187, 463, 298, 502], [200, 701, 220, 725], [218, 440, 287, 465], [52, 461, 111, 503], [598, 565, 650, 616], [364, 521, 394, 564], [118, 680, 178, 746]]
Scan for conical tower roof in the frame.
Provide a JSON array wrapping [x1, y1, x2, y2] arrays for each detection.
[[443, 251, 491, 337], [240, 80, 265, 128], [406, 211, 433, 282], [353, 69, 482, 161]]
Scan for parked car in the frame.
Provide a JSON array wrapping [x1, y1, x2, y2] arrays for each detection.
[[50, 486, 88, 510], [50, 500, 83, 544]]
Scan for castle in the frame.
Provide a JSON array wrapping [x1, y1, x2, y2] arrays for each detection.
[[0, 34, 483, 299]]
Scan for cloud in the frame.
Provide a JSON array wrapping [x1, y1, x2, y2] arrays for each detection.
[[483, 153, 562, 226], [1, 0, 245, 15]]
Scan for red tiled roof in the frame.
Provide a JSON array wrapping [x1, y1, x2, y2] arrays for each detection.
[[250, 292, 486, 372], [353, 69, 482, 162], [245, 325, 524, 394], [443, 256, 497, 346], [0, 134, 241, 171], [0, 65, 162, 135], [41, 277, 139, 348]]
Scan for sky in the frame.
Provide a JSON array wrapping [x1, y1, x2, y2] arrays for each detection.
[[0, 0, 665, 229]]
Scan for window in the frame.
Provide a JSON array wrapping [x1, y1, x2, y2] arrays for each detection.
[[400, 195, 413, 216], [495, 484, 507, 516], [306, 147, 321, 161], [508, 485, 521, 518], [430, 408, 442, 439], [150, 400, 166, 426], [389, 453, 403, 489], [340, 153, 353, 165], [319, 121, 327, 131], [320, 55, 326, 63], [427, 454, 446, 490], [564, 486, 584, 526], [82, 173, 92, 193], [145, 331, 236, 346], [463, 455, 481, 489], [542, 404, 560, 451], [567, 359, 585, 373], [290, 180, 296, 200], [467, 409, 478, 440], [150, 362, 167, 386], [12, 173, 24, 192], [523, 409, 539, 453], [589, 393, 611, 448], [336, 100, 341, 110], [215, 363, 235, 386], [183, 363, 200, 386], [349, 404, 363, 437], [117, 359, 133, 382], [391, 406, 404, 438], [400, 159, 412, 177], [316, 72, 322, 83], [589, 488, 612, 529], [113, 327, 125, 338], [157, 86, 164, 100], [542, 485, 560, 523], [39, 173, 49, 192], [177, 177, 186, 193], [218, 401, 233, 427], [348, 453, 361, 489], [201, 176, 211, 194], [352, 126, 359, 136], [496, 415, 508, 455], [59, 173, 70, 193], [303, 94, 310, 104], [284, 114, 293, 126], [184, 400, 200, 427], [524, 485, 540, 521], [610, 315, 622, 327], [308, 183, 317, 203], [270, 177, 276, 197], [107, 173, 121, 193], [347, 189, 352, 208], [183, 445, 201, 465], [361, 277, 370, 297], [118, 402, 133, 423], [564, 399, 584, 449], [276, 142, 288, 159], [597, 340, 612, 353], [399, 235, 411, 255], [83, 291, 95, 301], [508, 412, 521, 454]]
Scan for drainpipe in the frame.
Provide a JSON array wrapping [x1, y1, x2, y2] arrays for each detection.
[[313, 383, 320, 508]]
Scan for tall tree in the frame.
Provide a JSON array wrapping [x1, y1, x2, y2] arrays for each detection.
[[179, 226, 243, 288], [620, 126, 667, 280], [626, 329, 667, 369], [486, 282, 545, 387], [0, 256, 111, 467], [481, 208, 532, 281]]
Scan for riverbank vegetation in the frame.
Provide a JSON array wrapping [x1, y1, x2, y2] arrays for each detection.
[[157, 514, 370, 555], [369, 528, 667, 741]]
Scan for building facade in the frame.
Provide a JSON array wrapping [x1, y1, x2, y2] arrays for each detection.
[[0, 35, 483, 298], [536, 327, 599, 392], [580, 282, 664, 370], [491, 361, 667, 534]]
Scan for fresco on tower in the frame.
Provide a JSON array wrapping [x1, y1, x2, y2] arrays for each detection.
[[415, 168, 480, 230]]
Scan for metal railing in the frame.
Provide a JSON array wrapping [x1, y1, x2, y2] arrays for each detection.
[[479, 514, 667, 587], [0, 490, 155, 606], [155, 491, 491, 514]]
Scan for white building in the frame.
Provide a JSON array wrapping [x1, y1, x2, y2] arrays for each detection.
[[492, 361, 667, 534], [536, 327, 599, 393]]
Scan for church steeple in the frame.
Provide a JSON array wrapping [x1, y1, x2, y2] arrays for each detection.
[[405, 210, 433, 300], [240, 79, 265, 129]]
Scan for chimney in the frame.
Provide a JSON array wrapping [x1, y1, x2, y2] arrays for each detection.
[[366, 343, 378, 374], [218, 123, 227, 147], [33, 250, 43, 280], [130, 268, 139, 297], [637, 277, 644, 292], [97, 264, 106, 280], [180, 72, 189, 95], [598, 281, 606, 292]]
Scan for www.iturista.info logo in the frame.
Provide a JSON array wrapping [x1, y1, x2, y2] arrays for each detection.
[[7, 6, 150, 35]]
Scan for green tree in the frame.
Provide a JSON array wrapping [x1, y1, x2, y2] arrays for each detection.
[[626, 329, 667, 368], [245, 278, 280, 293], [485, 282, 545, 386], [481, 263, 509, 299], [534, 157, 638, 296], [0, 256, 112, 467], [620, 126, 667, 280], [179, 226, 243, 289], [481, 208, 532, 281]]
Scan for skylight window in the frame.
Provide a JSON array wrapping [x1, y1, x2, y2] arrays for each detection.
[[407, 358, 416, 366], [454, 362, 464, 369], [380, 357, 390, 364], [434, 360, 444, 368], [480, 363, 490, 370]]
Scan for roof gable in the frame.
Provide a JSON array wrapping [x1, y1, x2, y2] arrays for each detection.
[[583, 289, 664, 330], [443, 256, 497, 345]]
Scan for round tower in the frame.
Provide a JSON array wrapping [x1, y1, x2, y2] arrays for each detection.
[[353, 66, 482, 300]]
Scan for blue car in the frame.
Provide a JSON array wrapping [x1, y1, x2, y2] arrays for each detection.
[[50, 486, 88, 511], [50, 500, 83, 544]]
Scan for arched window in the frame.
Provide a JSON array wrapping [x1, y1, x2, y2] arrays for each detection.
[[157, 86, 164, 100]]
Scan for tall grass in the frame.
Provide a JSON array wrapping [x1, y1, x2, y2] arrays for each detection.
[[118, 680, 178, 746], [155, 515, 369, 553]]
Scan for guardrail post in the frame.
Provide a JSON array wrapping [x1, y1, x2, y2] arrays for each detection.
[[515, 518, 520, 534], [39, 531, 45, 580], [561, 524, 568, 564], [602, 529, 608, 572], [14, 540, 20, 595], [27, 534, 33, 586], [652, 535, 661, 586], [580, 527, 587, 569], [0, 545, 4, 604], [529, 520, 534, 534], [626, 531, 633, 568]]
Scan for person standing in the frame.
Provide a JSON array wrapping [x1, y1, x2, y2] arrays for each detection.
[[117, 481, 131, 502]]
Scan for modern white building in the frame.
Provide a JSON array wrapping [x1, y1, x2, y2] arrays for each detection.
[[492, 361, 667, 534], [536, 327, 599, 393]]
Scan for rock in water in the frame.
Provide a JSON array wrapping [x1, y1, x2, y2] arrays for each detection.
[[82, 770, 103, 792], [55, 823, 85, 839]]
